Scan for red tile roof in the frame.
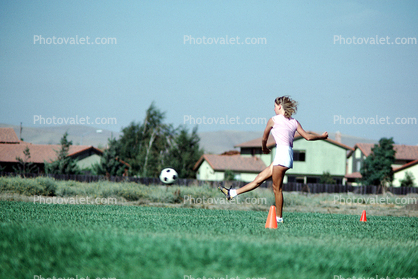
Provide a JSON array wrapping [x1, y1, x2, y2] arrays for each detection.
[[352, 143, 418, 161], [346, 159, 418, 178], [193, 154, 266, 172], [235, 131, 353, 150], [0, 128, 103, 163], [220, 150, 240, 156], [0, 143, 102, 163], [393, 159, 418, 173], [0, 128, 20, 144]]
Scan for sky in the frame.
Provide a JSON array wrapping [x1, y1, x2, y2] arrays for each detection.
[[1, 0, 417, 145]]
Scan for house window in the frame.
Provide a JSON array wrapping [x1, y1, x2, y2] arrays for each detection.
[[293, 150, 306, 161], [356, 161, 361, 172], [251, 148, 262, 156], [287, 176, 296, 183], [296, 177, 305, 183], [307, 177, 320, 184]]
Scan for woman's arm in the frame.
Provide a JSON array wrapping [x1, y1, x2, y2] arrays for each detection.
[[297, 121, 328, 141], [262, 118, 274, 154]]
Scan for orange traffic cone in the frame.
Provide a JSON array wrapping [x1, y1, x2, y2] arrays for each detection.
[[360, 210, 367, 222], [265, 206, 278, 229]]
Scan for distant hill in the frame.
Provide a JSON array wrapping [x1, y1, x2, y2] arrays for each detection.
[[1, 124, 378, 153], [198, 130, 262, 154]]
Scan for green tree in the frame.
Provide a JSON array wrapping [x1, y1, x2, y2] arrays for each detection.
[[92, 138, 127, 177], [360, 137, 396, 193], [45, 132, 81, 175], [399, 171, 415, 187], [164, 126, 204, 179], [13, 146, 38, 175], [319, 171, 336, 184], [118, 102, 176, 177], [224, 169, 236, 181], [118, 121, 143, 173], [140, 103, 175, 177]]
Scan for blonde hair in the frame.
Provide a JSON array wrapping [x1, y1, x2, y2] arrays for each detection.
[[275, 96, 298, 119]]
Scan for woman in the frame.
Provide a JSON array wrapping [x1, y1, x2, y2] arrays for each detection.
[[219, 96, 328, 223]]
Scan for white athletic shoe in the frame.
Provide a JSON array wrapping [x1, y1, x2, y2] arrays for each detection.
[[276, 217, 283, 223]]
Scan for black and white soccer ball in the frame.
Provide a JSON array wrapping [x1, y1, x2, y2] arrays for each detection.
[[159, 168, 178, 184]]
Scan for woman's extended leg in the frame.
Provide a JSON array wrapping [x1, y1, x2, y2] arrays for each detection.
[[218, 164, 273, 199], [272, 165, 289, 218], [236, 163, 273, 195]]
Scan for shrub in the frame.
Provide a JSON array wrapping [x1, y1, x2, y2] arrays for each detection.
[[0, 176, 57, 196]]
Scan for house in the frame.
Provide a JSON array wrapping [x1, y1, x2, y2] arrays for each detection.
[[346, 143, 418, 185], [0, 128, 103, 173], [393, 159, 418, 187], [235, 131, 353, 184], [193, 152, 266, 182]]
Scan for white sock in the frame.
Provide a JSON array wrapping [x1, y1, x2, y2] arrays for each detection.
[[229, 189, 237, 198]]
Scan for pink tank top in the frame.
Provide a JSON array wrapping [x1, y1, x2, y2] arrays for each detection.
[[271, 114, 298, 147]]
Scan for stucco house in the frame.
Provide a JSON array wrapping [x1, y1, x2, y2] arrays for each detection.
[[0, 128, 103, 173], [393, 159, 418, 187], [346, 143, 418, 186]]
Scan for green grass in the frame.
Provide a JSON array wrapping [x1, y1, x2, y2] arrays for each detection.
[[0, 201, 417, 279]]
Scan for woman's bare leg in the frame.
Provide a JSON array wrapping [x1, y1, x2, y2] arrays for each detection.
[[236, 164, 273, 195], [272, 165, 289, 218]]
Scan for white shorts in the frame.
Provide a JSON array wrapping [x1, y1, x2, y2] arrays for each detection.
[[272, 145, 293, 168]]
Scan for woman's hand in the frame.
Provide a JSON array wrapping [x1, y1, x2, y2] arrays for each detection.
[[262, 145, 271, 154]]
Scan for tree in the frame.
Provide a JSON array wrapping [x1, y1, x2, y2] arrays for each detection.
[[360, 137, 396, 193], [319, 171, 336, 184], [91, 138, 127, 177], [45, 132, 81, 175], [118, 121, 143, 173], [118, 102, 176, 177], [116, 103, 204, 178], [164, 126, 204, 179], [13, 146, 38, 175], [400, 171, 415, 187], [224, 170, 236, 181]]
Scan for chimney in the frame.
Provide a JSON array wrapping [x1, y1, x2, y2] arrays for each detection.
[[335, 131, 341, 143]]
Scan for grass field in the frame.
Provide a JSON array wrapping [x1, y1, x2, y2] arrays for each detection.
[[0, 201, 417, 279]]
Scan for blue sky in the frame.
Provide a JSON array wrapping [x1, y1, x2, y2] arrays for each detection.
[[1, 0, 417, 145]]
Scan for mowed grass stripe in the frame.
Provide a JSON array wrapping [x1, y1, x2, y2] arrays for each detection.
[[0, 201, 417, 279]]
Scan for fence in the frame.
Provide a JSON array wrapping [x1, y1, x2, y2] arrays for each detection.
[[1, 172, 417, 195]]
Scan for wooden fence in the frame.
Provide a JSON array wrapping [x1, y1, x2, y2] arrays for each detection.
[[1, 172, 417, 195]]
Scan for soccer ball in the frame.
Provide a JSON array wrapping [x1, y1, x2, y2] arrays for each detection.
[[159, 168, 178, 184]]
